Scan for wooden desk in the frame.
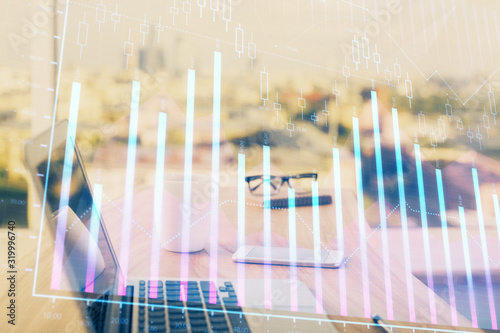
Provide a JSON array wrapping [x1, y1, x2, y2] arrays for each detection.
[[97, 186, 476, 329], [2, 184, 486, 332]]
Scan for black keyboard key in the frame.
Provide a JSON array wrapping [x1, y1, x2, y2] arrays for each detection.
[[167, 310, 184, 317], [168, 284, 198, 291], [208, 314, 227, 323], [190, 319, 208, 327], [167, 307, 184, 315], [167, 290, 199, 297], [165, 280, 180, 285], [203, 295, 220, 303], [225, 305, 243, 312], [149, 318, 166, 325], [148, 323, 166, 333], [204, 298, 221, 305], [168, 313, 187, 322], [206, 303, 224, 310], [166, 280, 197, 286], [226, 307, 250, 332], [200, 281, 216, 290], [167, 294, 183, 302], [188, 310, 206, 320], [202, 289, 218, 295], [169, 320, 190, 329], [148, 280, 163, 286], [167, 302, 184, 313], [148, 309, 165, 319], [170, 329, 190, 333], [185, 301, 204, 308], [148, 298, 165, 305], [210, 322, 230, 331], [191, 321, 209, 330], [203, 295, 219, 300], [166, 289, 180, 295], [190, 314, 208, 323], [222, 297, 237, 302]]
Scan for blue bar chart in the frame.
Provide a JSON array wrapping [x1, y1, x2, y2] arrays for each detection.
[[18, 1, 500, 331]]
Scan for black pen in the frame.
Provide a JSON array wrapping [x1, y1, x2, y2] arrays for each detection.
[[372, 314, 398, 333]]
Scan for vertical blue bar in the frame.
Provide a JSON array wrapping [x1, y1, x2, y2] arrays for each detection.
[[472, 168, 498, 329], [263, 145, 272, 309], [371, 91, 393, 320], [435, 169, 458, 325], [333, 148, 343, 253], [209, 51, 222, 295], [353, 117, 371, 318], [183, 69, 196, 237], [392, 108, 415, 322], [288, 188, 298, 312], [371, 91, 386, 227], [263, 145, 271, 248], [51, 81, 81, 290], [35, 0, 71, 295], [149, 112, 167, 297], [333, 148, 347, 316], [493, 194, 500, 251], [180, 69, 196, 293], [85, 183, 102, 293], [237, 154, 246, 255], [312, 181, 321, 263], [237, 153, 246, 306], [458, 206, 478, 328], [288, 188, 297, 264], [312, 181, 323, 313], [118, 80, 140, 295], [414, 144, 437, 324]]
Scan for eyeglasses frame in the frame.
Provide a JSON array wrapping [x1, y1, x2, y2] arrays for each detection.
[[244, 172, 318, 195]]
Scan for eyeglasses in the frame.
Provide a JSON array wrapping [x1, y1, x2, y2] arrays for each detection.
[[245, 173, 318, 196]]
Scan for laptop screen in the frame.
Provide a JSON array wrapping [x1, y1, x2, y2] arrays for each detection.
[[36, 131, 118, 296]]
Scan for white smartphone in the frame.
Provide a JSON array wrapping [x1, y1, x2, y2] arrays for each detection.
[[232, 245, 344, 268]]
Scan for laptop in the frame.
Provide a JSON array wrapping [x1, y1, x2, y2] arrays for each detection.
[[26, 120, 338, 333]]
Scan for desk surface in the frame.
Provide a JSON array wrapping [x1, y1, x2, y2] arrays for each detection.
[[1, 184, 492, 332], [2, 185, 489, 332], [98, 186, 473, 328]]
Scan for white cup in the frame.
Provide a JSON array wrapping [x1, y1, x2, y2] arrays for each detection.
[[161, 173, 211, 253]]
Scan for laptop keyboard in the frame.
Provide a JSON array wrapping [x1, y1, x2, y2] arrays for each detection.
[[87, 292, 110, 333], [137, 280, 250, 333]]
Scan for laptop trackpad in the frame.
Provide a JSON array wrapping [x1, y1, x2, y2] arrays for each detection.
[[233, 279, 317, 313]]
